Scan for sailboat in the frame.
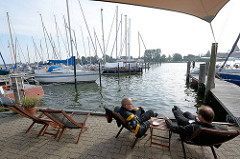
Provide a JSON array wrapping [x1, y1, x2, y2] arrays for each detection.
[[216, 33, 240, 86], [34, 56, 99, 83]]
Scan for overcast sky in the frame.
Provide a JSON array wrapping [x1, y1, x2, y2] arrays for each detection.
[[0, 0, 240, 64]]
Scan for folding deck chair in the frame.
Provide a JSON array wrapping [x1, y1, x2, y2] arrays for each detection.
[[40, 109, 90, 144], [181, 126, 240, 159], [6, 104, 58, 137], [104, 106, 144, 149]]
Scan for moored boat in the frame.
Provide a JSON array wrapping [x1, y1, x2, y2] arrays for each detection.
[[34, 65, 99, 83]]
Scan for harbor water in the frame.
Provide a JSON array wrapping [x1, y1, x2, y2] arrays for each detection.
[[41, 63, 201, 118]]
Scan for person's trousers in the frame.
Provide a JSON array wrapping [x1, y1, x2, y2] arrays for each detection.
[[173, 106, 195, 126]]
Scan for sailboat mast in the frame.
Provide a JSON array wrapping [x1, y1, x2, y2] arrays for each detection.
[[138, 32, 140, 59], [27, 45, 30, 64], [40, 14, 49, 60], [6, 12, 17, 71], [63, 16, 70, 58], [66, 0, 74, 59], [101, 9, 106, 64], [125, 15, 127, 59], [66, 0, 77, 88], [128, 18, 131, 60], [54, 15, 62, 60], [116, 6, 118, 59]]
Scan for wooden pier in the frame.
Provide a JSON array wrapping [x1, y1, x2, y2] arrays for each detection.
[[190, 74, 240, 126]]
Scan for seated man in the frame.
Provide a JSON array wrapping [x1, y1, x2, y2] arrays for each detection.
[[164, 105, 227, 139], [118, 97, 157, 138]]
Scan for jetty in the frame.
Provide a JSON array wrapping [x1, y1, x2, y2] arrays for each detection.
[[190, 74, 240, 126]]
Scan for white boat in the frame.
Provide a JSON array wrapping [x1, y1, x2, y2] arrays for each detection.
[[34, 66, 99, 83]]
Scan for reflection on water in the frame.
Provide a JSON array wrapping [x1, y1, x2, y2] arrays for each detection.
[[41, 63, 201, 117]]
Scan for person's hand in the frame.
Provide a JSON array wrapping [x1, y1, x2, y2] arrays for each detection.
[[148, 117, 154, 125], [164, 116, 169, 120], [132, 107, 139, 110]]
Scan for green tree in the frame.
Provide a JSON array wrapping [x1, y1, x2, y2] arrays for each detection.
[[160, 54, 166, 62], [167, 55, 172, 62], [172, 53, 182, 62]]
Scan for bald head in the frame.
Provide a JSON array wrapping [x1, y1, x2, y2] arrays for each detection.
[[198, 105, 215, 123], [121, 97, 133, 109]]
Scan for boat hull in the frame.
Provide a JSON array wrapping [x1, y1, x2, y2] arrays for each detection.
[[217, 72, 240, 86], [34, 71, 99, 83]]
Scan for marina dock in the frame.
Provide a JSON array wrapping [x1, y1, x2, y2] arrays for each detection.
[[190, 74, 240, 126]]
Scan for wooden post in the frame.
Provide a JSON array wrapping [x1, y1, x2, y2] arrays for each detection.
[[136, 63, 137, 73], [186, 61, 191, 83], [198, 64, 206, 93], [129, 63, 131, 74], [205, 61, 209, 75], [204, 43, 218, 102], [98, 62, 102, 87], [10, 74, 24, 104], [73, 56, 77, 89], [118, 63, 120, 78], [145, 63, 146, 71], [148, 62, 150, 70]]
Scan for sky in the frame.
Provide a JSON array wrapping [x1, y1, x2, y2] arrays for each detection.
[[0, 0, 240, 64]]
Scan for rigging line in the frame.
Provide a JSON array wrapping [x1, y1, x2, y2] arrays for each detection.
[[7, 41, 14, 64], [63, 15, 71, 57], [72, 30, 80, 61], [16, 38, 27, 63], [139, 32, 147, 50], [57, 22, 69, 57], [40, 14, 58, 59], [54, 15, 62, 59], [94, 30, 104, 56], [40, 14, 50, 60], [209, 23, 216, 43], [32, 37, 43, 62], [49, 34, 60, 60], [0, 39, 8, 55], [110, 20, 121, 57], [119, 36, 126, 57], [77, 0, 97, 55], [80, 26, 87, 57], [105, 7, 116, 53]]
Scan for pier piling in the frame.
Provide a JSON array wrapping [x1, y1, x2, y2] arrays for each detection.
[[198, 64, 206, 93], [204, 43, 218, 102], [99, 63, 102, 87], [186, 61, 191, 83]]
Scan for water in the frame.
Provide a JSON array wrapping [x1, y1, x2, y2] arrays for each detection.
[[41, 63, 200, 118]]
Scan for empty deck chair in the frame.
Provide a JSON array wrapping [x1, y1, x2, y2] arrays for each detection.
[[181, 126, 240, 159], [1, 97, 58, 137], [40, 109, 90, 144], [104, 106, 145, 149], [8, 105, 59, 137]]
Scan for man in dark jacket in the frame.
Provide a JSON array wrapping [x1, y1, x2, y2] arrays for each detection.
[[118, 97, 157, 138], [164, 105, 227, 139]]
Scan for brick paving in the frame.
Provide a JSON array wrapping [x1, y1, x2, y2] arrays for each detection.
[[0, 113, 240, 159]]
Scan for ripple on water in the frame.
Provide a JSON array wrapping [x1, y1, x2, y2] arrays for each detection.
[[41, 63, 199, 116]]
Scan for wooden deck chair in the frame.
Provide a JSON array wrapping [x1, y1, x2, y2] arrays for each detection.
[[104, 107, 145, 149], [40, 109, 90, 144], [181, 126, 240, 159], [7, 104, 58, 137]]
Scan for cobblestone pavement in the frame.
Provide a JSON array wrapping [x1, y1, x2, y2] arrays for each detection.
[[0, 113, 240, 159]]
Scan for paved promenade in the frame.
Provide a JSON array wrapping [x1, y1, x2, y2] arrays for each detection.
[[0, 113, 240, 159]]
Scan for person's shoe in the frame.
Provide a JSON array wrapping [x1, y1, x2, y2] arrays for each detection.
[[154, 113, 158, 117]]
